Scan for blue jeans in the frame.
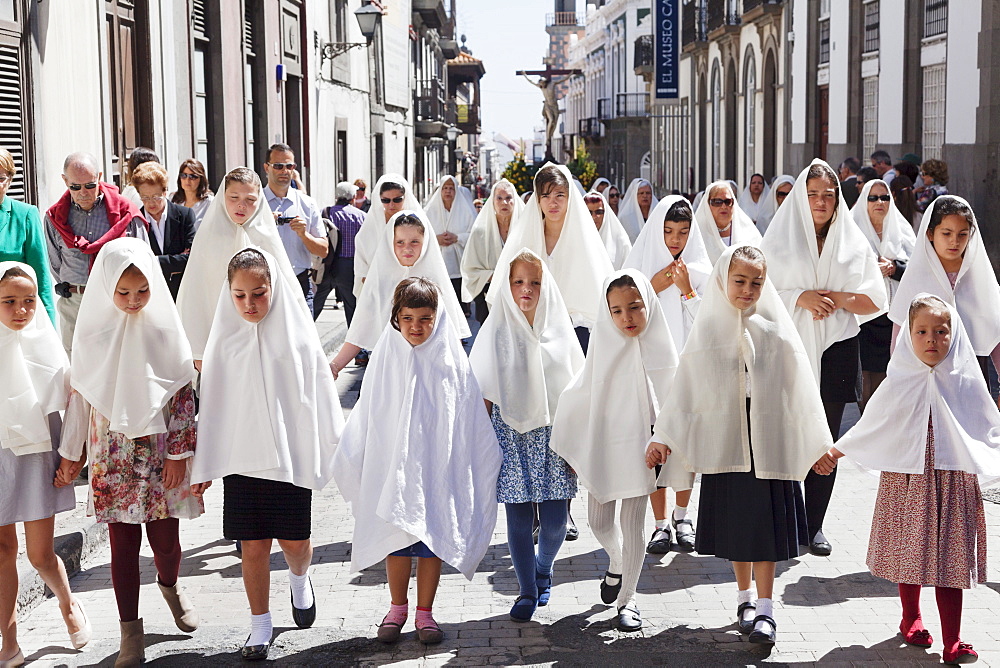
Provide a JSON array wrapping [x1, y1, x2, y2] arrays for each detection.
[[296, 270, 314, 314]]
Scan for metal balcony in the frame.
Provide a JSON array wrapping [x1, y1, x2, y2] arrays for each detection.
[[634, 35, 653, 77], [597, 97, 612, 121], [578, 117, 601, 138], [682, 3, 708, 48], [546, 12, 585, 27], [707, 0, 742, 34], [615, 92, 650, 118], [413, 0, 448, 30]]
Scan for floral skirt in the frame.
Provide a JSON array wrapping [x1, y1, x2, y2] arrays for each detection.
[[492, 405, 577, 504]]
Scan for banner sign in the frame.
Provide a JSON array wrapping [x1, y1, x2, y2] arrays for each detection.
[[655, 0, 680, 99]]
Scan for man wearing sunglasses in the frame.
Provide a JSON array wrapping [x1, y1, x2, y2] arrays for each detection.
[[263, 143, 328, 312], [44, 151, 148, 356]]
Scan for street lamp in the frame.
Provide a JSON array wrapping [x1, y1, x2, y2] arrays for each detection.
[[445, 125, 461, 177], [319, 2, 383, 65]]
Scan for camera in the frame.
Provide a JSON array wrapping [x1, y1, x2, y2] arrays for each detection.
[[276, 216, 295, 226], [55, 282, 72, 298]]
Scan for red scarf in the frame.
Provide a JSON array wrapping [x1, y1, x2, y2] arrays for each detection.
[[46, 183, 143, 270]]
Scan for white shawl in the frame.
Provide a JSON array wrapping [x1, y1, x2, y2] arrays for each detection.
[[0, 262, 69, 455], [460, 178, 523, 302], [887, 196, 1000, 356], [759, 159, 888, 379], [71, 239, 196, 440], [652, 245, 833, 480], [354, 173, 426, 296], [623, 195, 712, 352], [487, 164, 614, 329], [756, 175, 795, 234], [471, 248, 584, 433], [593, 192, 632, 270], [423, 175, 477, 278], [738, 180, 770, 223], [191, 248, 344, 489], [590, 177, 611, 193], [549, 270, 679, 503], [693, 180, 762, 264], [836, 298, 1000, 480], [617, 178, 659, 243], [851, 179, 916, 303], [333, 302, 501, 577], [176, 172, 301, 359], [346, 210, 470, 350]]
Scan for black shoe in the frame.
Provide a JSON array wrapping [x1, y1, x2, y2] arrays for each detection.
[[565, 518, 579, 541], [646, 527, 672, 554], [600, 571, 622, 605], [748, 614, 776, 645], [241, 635, 270, 661], [291, 577, 316, 629], [616, 603, 642, 631], [809, 532, 832, 556], [672, 518, 695, 552], [736, 602, 756, 634], [354, 350, 370, 367]]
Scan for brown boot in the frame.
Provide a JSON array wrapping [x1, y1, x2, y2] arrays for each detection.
[[157, 578, 199, 632], [115, 618, 144, 667]]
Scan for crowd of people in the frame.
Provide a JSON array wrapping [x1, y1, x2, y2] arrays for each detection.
[[0, 145, 994, 667]]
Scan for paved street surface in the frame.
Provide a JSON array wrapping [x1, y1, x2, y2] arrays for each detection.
[[11, 305, 1000, 667]]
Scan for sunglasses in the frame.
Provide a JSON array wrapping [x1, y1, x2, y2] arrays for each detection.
[[179, 173, 200, 180], [867, 194, 892, 202], [268, 162, 297, 171], [590, 209, 605, 216], [381, 196, 404, 204], [709, 198, 734, 207], [357, 187, 366, 192], [608, 193, 620, 199], [68, 182, 98, 191], [775, 191, 790, 200]]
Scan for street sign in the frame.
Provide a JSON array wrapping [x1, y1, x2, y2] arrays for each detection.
[[654, 0, 680, 99]]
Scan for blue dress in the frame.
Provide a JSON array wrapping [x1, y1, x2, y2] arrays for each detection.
[[492, 404, 577, 504]]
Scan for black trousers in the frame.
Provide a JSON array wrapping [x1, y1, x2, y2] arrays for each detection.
[[313, 257, 356, 326]]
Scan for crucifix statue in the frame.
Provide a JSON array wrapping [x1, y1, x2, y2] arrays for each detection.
[[518, 64, 581, 161]]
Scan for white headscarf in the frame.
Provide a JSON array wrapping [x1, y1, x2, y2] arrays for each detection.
[[756, 175, 795, 234], [836, 297, 1000, 480], [71, 238, 196, 440], [888, 196, 1000, 356], [624, 195, 713, 352], [354, 174, 426, 296], [177, 171, 301, 359], [471, 248, 584, 433], [617, 178, 659, 242], [851, 179, 916, 303], [334, 294, 501, 577], [550, 270, 679, 503], [423, 175, 477, 278], [0, 262, 69, 455], [487, 164, 614, 329], [347, 210, 470, 350], [652, 245, 833, 480], [461, 179, 524, 302], [191, 248, 344, 490], [693, 180, 762, 264], [691, 190, 704, 212], [738, 177, 770, 223], [590, 191, 632, 270], [759, 159, 888, 378], [590, 177, 611, 194]]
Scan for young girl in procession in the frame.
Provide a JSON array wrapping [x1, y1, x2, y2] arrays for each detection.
[[624, 195, 712, 554], [646, 245, 835, 645], [424, 175, 477, 310], [353, 174, 426, 297], [851, 179, 916, 407], [755, 175, 795, 234], [55, 239, 202, 667], [461, 178, 524, 324], [616, 178, 658, 242], [549, 269, 679, 631], [0, 263, 89, 667], [819, 295, 1000, 664], [760, 159, 887, 557], [470, 249, 584, 622], [333, 277, 501, 645], [692, 180, 762, 264], [887, 195, 1000, 394], [583, 192, 632, 270], [328, 210, 469, 377], [190, 247, 343, 660]]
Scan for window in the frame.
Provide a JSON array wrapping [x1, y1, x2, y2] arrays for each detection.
[[193, 49, 210, 169], [711, 64, 721, 180], [922, 64, 946, 159], [0, 1, 31, 200], [862, 76, 878, 161], [818, 19, 830, 64], [924, 0, 948, 38], [336, 130, 347, 183], [744, 53, 756, 179], [863, 1, 880, 53]]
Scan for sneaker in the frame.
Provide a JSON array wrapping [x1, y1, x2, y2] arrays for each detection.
[[672, 518, 695, 552], [354, 350, 370, 367], [646, 527, 672, 554]]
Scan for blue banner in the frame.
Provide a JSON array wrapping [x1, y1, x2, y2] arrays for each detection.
[[655, 0, 680, 99]]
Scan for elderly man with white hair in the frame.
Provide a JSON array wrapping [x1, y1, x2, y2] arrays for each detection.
[[314, 181, 365, 324]]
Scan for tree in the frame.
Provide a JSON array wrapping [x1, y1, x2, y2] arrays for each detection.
[[501, 152, 536, 195], [566, 143, 598, 190]]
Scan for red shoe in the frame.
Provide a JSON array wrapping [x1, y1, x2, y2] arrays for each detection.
[[899, 619, 933, 647], [943, 642, 978, 665]]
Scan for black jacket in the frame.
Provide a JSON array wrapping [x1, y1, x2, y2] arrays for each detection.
[[145, 201, 196, 300]]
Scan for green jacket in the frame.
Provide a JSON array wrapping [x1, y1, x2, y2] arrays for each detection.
[[0, 196, 56, 323]]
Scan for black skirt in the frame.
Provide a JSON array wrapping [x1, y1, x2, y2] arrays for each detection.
[[223, 475, 313, 541], [859, 314, 893, 373], [820, 334, 862, 403]]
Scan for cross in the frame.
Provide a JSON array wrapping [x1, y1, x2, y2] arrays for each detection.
[[515, 65, 581, 79]]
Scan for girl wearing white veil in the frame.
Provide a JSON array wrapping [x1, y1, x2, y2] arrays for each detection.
[[756, 175, 794, 234], [461, 178, 524, 324], [590, 177, 611, 195], [693, 180, 762, 264], [737, 173, 770, 223], [583, 191, 632, 270], [851, 179, 916, 407], [423, 175, 477, 311], [617, 178, 658, 243], [354, 174, 426, 297], [759, 159, 887, 558]]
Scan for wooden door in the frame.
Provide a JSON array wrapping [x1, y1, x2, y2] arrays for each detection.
[[105, 0, 153, 184], [817, 85, 829, 161]]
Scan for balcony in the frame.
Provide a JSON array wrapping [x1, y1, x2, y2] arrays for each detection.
[[742, 0, 783, 22], [578, 117, 601, 139], [615, 92, 650, 118], [455, 103, 480, 135], [413, 0, 447, 30], [682, 3, 707, 50], [634, 35, 653, 78], [414, 78, 449, 138], [707, 0, 742, 36], [597, 97, 612, 120], [546, 12, 585, 27]]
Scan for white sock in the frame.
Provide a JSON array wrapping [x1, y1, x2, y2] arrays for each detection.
[[604, 572, 621, 586], [289, 570, 313, 610], [813, 529, 827, 544], [755, 597, 773, 618], [247, 612, 272, 646], [654, 518, 669, 530], [737, 588, 757, 622], [672, 506, 688, 522]]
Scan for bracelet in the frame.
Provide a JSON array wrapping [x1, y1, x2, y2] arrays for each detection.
[[680, 290, 697, 301]]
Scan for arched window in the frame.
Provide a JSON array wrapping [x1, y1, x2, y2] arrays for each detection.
[[743, 49, 756, 179], [711, 61, 721, 181]]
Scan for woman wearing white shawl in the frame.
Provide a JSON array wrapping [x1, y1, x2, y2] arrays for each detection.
[[470, 248, 583, 623], [851, 179, 916, 407], [176, 167, 302, 361], [737, 173, 770, 223], [693, 180, 762, 264], [759, 159, 887, 556], [0, 262, 89, 662], [756, 175, 794, 234], [190, 247, 344, 659], [583, 191, 632, 270], [333, 277, 501, 644], [353, 174, 426, 296], [616, 178, 658, 243], [550, 269, 678, 631], [823, 296, 1000, 663], [460, 178, 523, 323], [487, 164, 614, 340], [646, 245, 833, 645], [423, 175, 477, 307], [590, 177, 611, 195]]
